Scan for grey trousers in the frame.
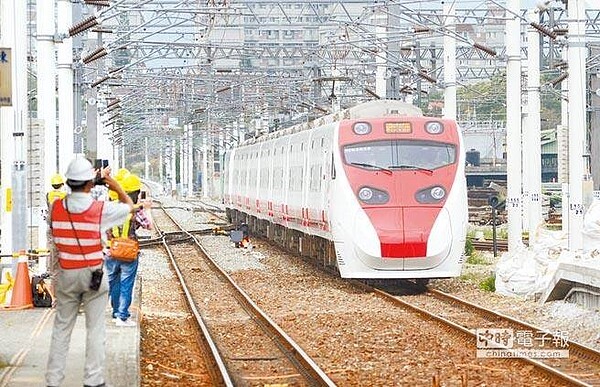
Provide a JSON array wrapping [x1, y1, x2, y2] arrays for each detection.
[[45, 263, 108, 386]]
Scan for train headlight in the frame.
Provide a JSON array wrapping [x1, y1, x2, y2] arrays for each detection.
[[425, 121, 444, 134], [358, 186, 389, 204], [353, 122, 372, 135], [415, 185, 446, 203]]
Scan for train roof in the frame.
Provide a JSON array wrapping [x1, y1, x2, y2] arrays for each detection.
[[239, 99, 423, 147]]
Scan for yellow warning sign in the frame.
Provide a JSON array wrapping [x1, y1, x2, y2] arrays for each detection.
[[0, 48, 12, 107], [5, 188, 12, 212]]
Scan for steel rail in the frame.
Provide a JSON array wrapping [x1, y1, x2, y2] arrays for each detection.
[[160, 239, 234, 386], [426, 288, 600, 385], [372, 288, 596, 387], [157, 205, 337, 387]]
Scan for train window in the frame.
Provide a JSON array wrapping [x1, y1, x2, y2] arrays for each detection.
[[260, 168, 269, 189], [344, 140, 456, 170], [273, 168, 283, 190]]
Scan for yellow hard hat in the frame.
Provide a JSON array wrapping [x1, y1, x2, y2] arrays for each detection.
[[50, 173, 64, 185], [122, 174, 141, 193], [115, 168, 130, 181], [108, 189, 119, 201]]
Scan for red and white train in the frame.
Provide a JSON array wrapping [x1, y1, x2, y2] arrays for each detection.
[[223, 100, 467, 279]]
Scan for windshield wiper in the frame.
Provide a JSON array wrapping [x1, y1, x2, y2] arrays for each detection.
[[350, 162, 392, 175], [388, 164, 433, 175]]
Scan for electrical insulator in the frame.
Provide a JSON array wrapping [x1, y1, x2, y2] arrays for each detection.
[[473, 43, 497, 57]]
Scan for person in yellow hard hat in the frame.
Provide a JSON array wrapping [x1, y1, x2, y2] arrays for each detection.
[[107, 171, 127, 202], [46, 173, 67, 206], [105, 173, 152, 327], [114, 168, 130, 181]]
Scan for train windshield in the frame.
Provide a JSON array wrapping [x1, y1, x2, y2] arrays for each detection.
[[344, 140, 456, 171]]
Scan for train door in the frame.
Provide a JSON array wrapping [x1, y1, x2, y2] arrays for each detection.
[[222, 150, 233, 206], [272, 136, 289, 225], [287, 133, 304, 229]]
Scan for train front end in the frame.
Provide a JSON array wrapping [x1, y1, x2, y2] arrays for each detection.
[[330, 116, 468, 279]]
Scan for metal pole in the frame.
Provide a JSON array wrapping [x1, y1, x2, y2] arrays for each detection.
[[374, 10, 387, 98], [171, 139, 177, 195], [57, 0, 74, 172], [144, 137, 149, 180], [442, 0, 457, 120], [567, 0, 587, 251], [37, 0, 56, 250], [179, 133, 185, 196], [202, 133, 209, 198], [506, 0, 523, 250], [492, 207, 498, 258], [187, 124, 194, 196], [0, 0, 28, 256], [559, 48, 569, 233], [526, 10, 542, 243]]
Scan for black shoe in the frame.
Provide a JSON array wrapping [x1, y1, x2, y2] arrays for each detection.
[[84, 384, 105, 387]]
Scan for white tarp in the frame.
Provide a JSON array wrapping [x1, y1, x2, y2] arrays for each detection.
[[495, 199, 600, 297]]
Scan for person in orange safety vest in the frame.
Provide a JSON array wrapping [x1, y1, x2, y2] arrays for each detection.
[[46, 157, 134, 387]]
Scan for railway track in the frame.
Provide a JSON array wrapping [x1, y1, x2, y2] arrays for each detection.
[[373, 284, 600, 386], [152, 205, 335, 386], [151, 198, 600, 385], [470, 239, 509, 252]]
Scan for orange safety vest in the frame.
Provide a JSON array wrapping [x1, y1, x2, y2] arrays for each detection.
[[47, 190, 67, 205], [51, 199, 104, 269]]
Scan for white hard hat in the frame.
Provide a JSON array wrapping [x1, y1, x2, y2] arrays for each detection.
[[65, 157, 95, 181]]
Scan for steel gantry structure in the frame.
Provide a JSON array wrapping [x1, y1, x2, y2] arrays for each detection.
[[66, 1, 600, 141], [0, 0, 598, 254]]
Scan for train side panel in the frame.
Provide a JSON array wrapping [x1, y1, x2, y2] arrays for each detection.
[[304, 123, 336, 238]]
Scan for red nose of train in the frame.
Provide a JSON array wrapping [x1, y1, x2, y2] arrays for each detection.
[[366, 207, 440, 258]]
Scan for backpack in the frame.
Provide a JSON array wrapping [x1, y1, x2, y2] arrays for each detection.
[[32, 274, 53, 307]]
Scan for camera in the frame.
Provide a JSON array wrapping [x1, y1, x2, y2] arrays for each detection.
[[89, 268, 104, 291], [93, 159, 109, 185]]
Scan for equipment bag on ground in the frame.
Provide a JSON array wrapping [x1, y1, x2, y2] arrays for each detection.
[[32, 274, 53, 307]]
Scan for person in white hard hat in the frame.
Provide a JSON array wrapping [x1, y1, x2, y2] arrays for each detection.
[[45, 156, 134, 387]]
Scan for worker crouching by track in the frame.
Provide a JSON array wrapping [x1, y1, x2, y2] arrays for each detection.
[[105, 172, 153, 327]]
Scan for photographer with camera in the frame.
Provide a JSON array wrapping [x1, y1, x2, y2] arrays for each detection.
[[46, 157, 133, 387]]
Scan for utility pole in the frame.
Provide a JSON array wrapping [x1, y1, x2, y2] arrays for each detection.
[[525, 9, 542, 243], [591, 47, 600, 190], [57, 0, 74, 172], [442, 0, 457, 120], [374, 10, 387, 98], [0, 0, 28, 257], [36, 0, 56, 251], [506, 0, 523, 251], [187, 125, 193, 196], [567, 0, 588, 251]]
